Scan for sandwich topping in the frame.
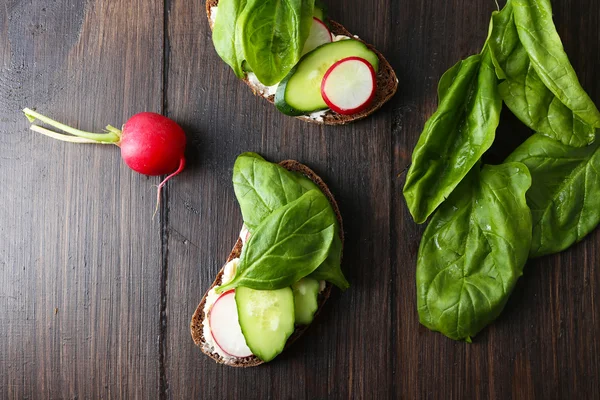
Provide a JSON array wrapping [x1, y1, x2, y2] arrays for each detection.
[[246, 72, 279, 97], [209, 1, 394, 122], [240, 32, 359, 122], [201, 235, 328, 360], [195, 153, 349, 363]]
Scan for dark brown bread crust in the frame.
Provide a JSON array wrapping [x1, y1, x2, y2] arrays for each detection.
[[205, 0, 398, 125], [190, 160, 344, 367]]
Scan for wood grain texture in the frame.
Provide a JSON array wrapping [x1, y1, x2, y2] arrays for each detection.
[[0, 0, 164, 398], [390, 1, 600, 399], [163, 0, 393, 397], [0, 0, 598, 399]]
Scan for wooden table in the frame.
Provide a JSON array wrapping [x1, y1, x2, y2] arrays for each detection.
[[1, 0, 599, 398]]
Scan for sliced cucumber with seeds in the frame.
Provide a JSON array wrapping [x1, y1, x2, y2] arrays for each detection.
[[275, 39, 379, 116], [292, 278, 321, 325], [236, 286, 295, 362]]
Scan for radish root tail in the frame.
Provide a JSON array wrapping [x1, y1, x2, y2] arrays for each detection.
[[153, 156, 186, 220]]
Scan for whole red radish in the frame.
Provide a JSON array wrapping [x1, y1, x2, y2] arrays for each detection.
[[121, 112, 186, 176], [23, 108, 186, 212]]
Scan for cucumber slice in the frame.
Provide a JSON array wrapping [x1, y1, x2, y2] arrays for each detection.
[[275, 40, 379, 116], [236, 286, 295, 362], [292, 278, 321, 325]]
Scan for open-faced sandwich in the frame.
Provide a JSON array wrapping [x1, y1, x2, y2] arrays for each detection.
[[191, 153, 348, 366], [206, 0, 398, 124]]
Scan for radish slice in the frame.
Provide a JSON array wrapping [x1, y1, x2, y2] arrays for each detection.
[[209, 290, 253, 358], [302, 18, 332, 55], [321, 57, 377, 115]]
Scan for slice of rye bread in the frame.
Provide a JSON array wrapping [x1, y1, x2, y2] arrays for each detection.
[[205, 0, 398, 125], [190, 160, 344, 367]]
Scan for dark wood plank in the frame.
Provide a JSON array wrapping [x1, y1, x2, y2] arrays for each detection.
[[1, 0, 599, 398], [391, 0, 600, 399], [0, 0, 164, 398], [163, 0, 394, 398]]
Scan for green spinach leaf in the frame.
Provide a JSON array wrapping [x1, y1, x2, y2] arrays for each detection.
[[506, 133, 600, 257], [217, 190, 336, 292], [436, 60, 463, 103], [512, 0, 600, 131], [488, 0, 597, 147], [417, 163, 532, 341], [212, 0, 248, 78], [295, 176, 350, 290], [233, 153, 307, 230], [307, 232, 348, 290], [404, 50, 502, 224], [232, 153, 349, 289], [237, 0, 315, 86]]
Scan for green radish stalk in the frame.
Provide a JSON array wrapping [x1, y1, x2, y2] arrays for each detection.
[[23, 108, 186, 215]]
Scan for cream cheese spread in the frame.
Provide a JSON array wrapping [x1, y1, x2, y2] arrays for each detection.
[[209, 6, 218, 27], [246, 72, 279, 97]]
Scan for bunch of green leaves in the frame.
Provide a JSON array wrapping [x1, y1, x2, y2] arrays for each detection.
[[217, 153, 349, 293], [488, 0, 600, 147], [489, 0, 600, 256], [405, 0, 600, 341], [212, 0, 315, 85]]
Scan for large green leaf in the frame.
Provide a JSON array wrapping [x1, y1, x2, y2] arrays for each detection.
[[212, 0, 248, 78], [417, 163, 532, 341], [233, 153, 307, 230], [506, 133, 600, 257], [218, 190, 335, 292], [404, 50, 502, 224], [237, 0, 315, 85], [307, 232, 349, 290], [512, 0, 600, 131], [488, 0, 597, 147], [296, 176, 349, 290], [232, 153, 349, 289]]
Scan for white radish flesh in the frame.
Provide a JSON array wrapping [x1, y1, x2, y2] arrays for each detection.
[[302, 18, 332, 55], [321, 57, 376, 115], [209, 290, 253, 358]]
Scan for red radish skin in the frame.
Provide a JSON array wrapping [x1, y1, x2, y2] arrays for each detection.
[[120, 112, 186, 214], [209, 289, 253, 358], [209, 289, 236, 357], [22, 108, 186, 214], [121, 112, 186, 176], [321, 57, 377, 115]]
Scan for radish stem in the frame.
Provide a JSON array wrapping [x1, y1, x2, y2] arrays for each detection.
[[23, 108, 121, 143], [30, 125, 114, 144], [105, 125, 122, 135]]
